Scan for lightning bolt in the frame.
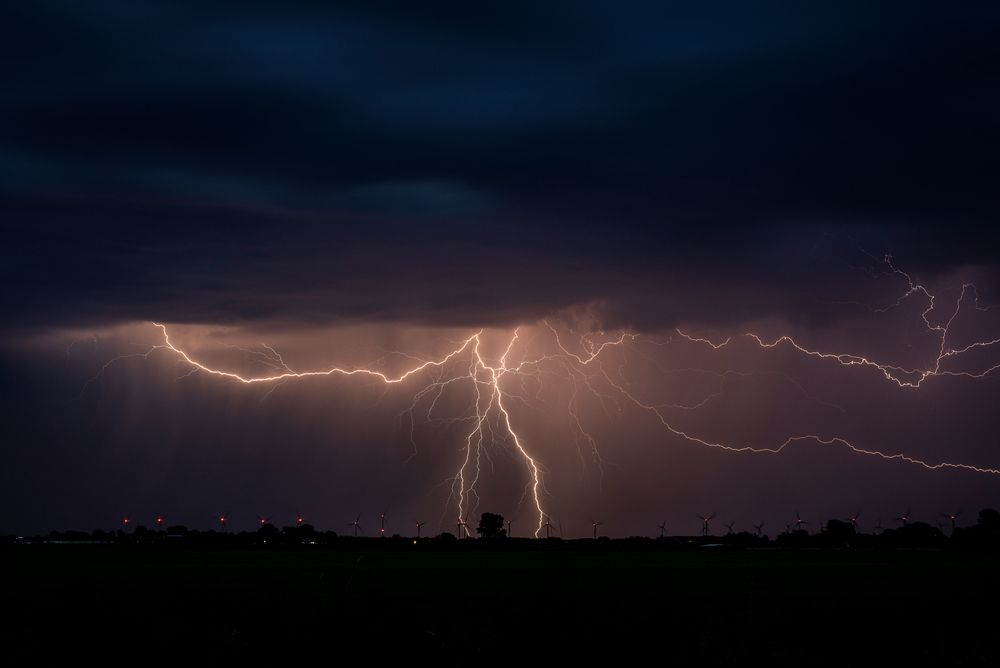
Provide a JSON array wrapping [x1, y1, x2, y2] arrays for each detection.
[[137, 323, 551, 535], [90, 255, 1000, 534]]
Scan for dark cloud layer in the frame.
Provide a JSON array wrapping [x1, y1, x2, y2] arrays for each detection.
[[3, 2, 1000, 333]]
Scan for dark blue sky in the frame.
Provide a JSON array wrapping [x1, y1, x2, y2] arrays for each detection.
[[3, 1, 1000, 333]]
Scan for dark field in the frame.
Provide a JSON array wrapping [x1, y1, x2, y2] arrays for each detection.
[[4, 546, 997, 666]]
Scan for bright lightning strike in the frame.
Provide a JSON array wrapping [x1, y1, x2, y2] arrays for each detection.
[[674, 255, 1000, 388], [147, 322, 550, 536], [91, 256, 1000, 535]]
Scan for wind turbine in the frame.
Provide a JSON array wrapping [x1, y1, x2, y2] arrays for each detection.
[[847, 510, 862, 531], [873, 518, 884, 534], [591, 520, 602, 540], [697, 513, 715, 537], [258, 515, 271, 527], [505, 519, 512, 537], [155, 515, 165, 530], [724, 521, 736, 535], [753, 522, 765, 537], [942, 511, 961, 534], [896, 509, 911, 527], [121, 516, 131, 531], [415, 520, 426, 539], [349, 514, 362, 537], [295, 511, 307, 527], [657, 521, 667, 538], [456, 517, 469, 538], [793, 511, 809, 533], [379, 511, 387, 537], [218, 513, 228, 532], [541, 517, 554, 539]]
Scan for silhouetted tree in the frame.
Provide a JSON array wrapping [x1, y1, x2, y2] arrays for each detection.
[[257, 523, 279, 539], [476, 512, 506, 539], [880, 521, 944, 547], [954, 508, 1000, 547], [978, 508, 1000, 532], [822, 519, 856, 546]]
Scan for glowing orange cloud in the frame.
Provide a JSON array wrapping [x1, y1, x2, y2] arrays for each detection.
[[91, 256, 1000, 534]]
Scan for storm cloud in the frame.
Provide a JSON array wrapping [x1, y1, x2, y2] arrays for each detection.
[[3, 2, 1000, 334]]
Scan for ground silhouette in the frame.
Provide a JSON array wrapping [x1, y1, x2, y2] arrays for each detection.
[[12, 508, 1000, 550]]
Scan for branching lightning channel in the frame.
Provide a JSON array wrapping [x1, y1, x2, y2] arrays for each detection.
[[673, 255, 1000, 388], [92, 257, 1000, 534], [140, 323, 551, 536]]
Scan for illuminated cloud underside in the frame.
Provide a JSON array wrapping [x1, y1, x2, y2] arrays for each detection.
[[99, 257, 1000, 536]]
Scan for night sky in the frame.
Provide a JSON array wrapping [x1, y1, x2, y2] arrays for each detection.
[[2, 2, 1000, 536]]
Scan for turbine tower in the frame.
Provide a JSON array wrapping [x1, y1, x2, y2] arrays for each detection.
[[942, 511, 961, 534], [350, 514, 362, 537], [657, 521, 667, 538], [591, 520, 602, 540], [415, 520, 426, 539], [697, 513, 715, 537]]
